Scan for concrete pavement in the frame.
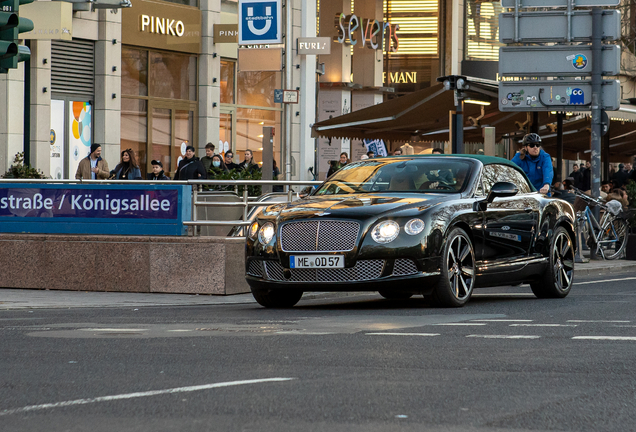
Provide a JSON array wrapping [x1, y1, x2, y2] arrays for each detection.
[[1, 258, 634, 310]]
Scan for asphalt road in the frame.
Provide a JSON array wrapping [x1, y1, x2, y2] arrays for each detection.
[[2, 273, 636, 432]]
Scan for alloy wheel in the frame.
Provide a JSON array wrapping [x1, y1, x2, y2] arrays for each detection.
[[552, 231, 574, 291], [447, 234, 475, 301]]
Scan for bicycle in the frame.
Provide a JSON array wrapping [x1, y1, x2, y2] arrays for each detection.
[[572, 188, 629, 260]]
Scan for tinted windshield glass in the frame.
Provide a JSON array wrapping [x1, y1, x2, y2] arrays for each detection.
[[315, 158, 473, 195]]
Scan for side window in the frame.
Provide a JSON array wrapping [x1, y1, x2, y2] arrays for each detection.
[[500, 166, 532, 194], [482, 165, 498, 195]]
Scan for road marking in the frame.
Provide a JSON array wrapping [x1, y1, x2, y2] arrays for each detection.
[[471, 319, 533, 322], [435, 323, 487, 326], [567, 320, 630, 323], [366, 333, 440, 337], [510, 324, 577, 327], [577, 277, 636, 285], [467, 335, 540, 339], [573, 336, 636, 341], [167, 330, 194, 332], [0, 378, 295, 417], [80, 328, 147, 332]]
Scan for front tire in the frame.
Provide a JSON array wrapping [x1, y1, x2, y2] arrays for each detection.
[[530, 226, 574, 298], [251, 288, 303, 308], [432, 227, 475, 307]]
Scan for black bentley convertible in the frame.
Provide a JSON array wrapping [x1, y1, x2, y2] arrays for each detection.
[[245, 155, 576, 308]]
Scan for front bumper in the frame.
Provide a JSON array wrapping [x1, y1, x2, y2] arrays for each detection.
[[245, 257, 441, 294]]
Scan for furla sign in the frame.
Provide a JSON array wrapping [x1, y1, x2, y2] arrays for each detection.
[[334, 13, 399, 52]]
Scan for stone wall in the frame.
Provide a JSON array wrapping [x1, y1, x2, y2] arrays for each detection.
[[0, 234, 248, 295]]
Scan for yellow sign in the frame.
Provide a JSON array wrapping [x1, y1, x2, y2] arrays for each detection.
[[21, 2, 73, 41], [383, 72, 418, 84], [122, 0, 201, 54]]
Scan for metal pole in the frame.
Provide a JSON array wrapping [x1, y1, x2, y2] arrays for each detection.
[[556, 113, 563, 182], [591, 8, 602, 207], [284, 0, 292, 191], [589, 7, 602, 259]]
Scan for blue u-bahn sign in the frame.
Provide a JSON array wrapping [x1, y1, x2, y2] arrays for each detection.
[[0, 184, 191, 236], [238, 0, 282, 44]]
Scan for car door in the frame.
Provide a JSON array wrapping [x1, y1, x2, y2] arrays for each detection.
[[480, 164, 539, 265]]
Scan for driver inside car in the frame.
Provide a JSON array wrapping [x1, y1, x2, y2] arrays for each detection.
[[419, 167, 468, 191]]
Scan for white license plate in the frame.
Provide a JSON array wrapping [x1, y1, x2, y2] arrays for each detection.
[[290, 255, 345, 269]]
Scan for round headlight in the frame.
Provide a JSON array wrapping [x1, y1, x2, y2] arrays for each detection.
[[371, 220, 400, 244], [258, 222, 275, 245], [405, 218, 425, 236], [248, 221, 259, 239]]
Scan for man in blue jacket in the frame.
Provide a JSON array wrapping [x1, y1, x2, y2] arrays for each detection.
[[511, 133, 553, 195]]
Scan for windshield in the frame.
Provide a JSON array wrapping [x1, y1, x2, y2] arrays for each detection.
[[315, 158, 473, 195]]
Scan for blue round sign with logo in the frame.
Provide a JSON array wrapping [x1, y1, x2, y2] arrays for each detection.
[[573, 54, 588, 70]]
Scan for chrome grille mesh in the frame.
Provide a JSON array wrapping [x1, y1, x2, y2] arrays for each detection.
[[247, 260, 264, 278], [280, 220, 360, 252], [392, 259, 419, 276], [264, 260, 384, 282]]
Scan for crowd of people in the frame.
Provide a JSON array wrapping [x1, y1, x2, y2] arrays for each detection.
[[74, 142, 268, 183]]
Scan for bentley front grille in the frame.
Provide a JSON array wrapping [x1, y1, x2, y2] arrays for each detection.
[[392, 259, 419, 276], [264, 260, 384, 283], [247, 260, 264, 278], [280, 220, 360, 252]]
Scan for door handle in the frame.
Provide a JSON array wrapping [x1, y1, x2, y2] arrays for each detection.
[[524, 207, 533, 213]]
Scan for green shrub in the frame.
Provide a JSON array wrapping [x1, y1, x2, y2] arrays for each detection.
[[2, 152, 48, 179], [207, 167, 262, 196]]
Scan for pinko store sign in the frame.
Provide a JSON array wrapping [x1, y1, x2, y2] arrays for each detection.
[[0, 184, 191, 236]]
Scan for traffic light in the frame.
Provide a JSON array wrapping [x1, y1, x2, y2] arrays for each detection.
[[0, 0, 33, 74]]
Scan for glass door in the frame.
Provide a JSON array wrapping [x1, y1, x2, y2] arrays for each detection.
[[150, 106, 172, 176], [220, 108, 235, 160], [148, 102, 196, 179]]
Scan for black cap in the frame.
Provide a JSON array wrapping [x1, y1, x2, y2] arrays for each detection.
[[151, 160, 163, 167]]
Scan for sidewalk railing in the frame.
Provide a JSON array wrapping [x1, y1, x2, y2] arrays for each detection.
[[184, 180, 322, 235]]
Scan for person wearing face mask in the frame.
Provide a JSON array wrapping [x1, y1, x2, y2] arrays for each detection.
[[209, 154, 229, 176]]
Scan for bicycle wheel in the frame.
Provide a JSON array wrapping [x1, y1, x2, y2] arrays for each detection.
[[597, 218, 629, 260]]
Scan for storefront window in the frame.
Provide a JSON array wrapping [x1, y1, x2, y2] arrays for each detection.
[[121, 98, 148, 175], [220, 60, 235, 104], [174, 110, 194, 172], [122, 47, 148, 97], [151, 107, 172, 174], [237, 71, 281, 107], [149, 51, 197, 101], [235, 108, 281, 169], [465, 0, 503, 61]]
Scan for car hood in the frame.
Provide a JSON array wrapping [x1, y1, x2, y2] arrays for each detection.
[[261, 193, 452, 222]]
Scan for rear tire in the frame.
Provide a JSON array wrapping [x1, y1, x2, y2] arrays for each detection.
[[597, 218, 629, 260], [378, 291, 413, 300], [251, 288, 303, 308], [530, 226, 574, 298]]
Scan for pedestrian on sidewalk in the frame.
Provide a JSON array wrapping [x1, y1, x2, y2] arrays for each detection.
[[201, 143, 216, 172], [110, 149, 143, 180], [146, 160, 170, 180], [75, 144, 110, 180], [174, 145, 207, 180]]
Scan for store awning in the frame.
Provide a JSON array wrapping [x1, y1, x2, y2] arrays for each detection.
[[312, 82, 504, 143], [312, 80, 636, 157]]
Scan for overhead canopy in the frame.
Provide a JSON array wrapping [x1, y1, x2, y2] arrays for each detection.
[[312, 79, 636, 159]]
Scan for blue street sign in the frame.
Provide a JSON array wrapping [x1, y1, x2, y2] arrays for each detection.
[[238, 0, 282, 45], [274, 89, 283, 103]]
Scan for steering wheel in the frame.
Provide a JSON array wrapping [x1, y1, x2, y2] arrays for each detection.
[[434, 182, 455, 191]]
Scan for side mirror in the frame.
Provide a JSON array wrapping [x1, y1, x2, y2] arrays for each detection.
[[487, 182, 519, 203]]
